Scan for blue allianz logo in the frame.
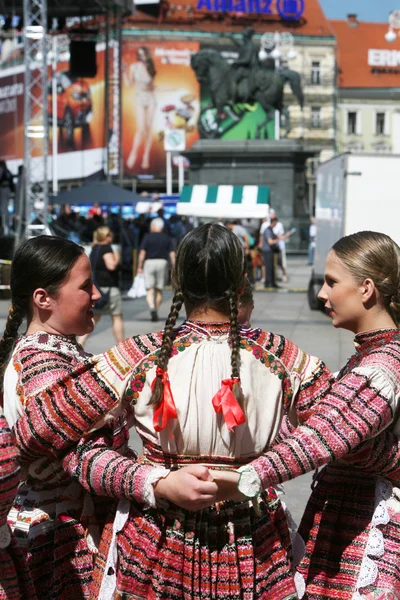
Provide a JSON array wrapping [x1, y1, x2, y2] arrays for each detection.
[[277, 0, 304, 20], [196, 0, 305, 18]]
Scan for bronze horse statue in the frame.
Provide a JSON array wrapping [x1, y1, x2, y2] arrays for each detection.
[[191, 49, 304, 138]]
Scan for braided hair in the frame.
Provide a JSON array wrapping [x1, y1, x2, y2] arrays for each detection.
[[149, 223, 246, 408], [332, 231, 400, 326], [0, 236, 84, 387]]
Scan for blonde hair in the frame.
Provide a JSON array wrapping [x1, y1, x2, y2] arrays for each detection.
[[332, 231, 400, 325], [93, 226, 112, 245]]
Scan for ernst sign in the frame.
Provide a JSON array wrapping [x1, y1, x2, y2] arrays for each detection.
[[196, 0, 305, 20], [368, 48, 400, 67]]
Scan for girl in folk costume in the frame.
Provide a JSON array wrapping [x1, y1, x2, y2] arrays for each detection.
[[14, 223, 337, 599], [0, 410, 36, 600], [295, 232, 400, 599], [1, 236, 131, 599], [217, 230, 400, 599]]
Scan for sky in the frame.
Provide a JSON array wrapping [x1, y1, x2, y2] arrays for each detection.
[[319, 0, 396, 23]]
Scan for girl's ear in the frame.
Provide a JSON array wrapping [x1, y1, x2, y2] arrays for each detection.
[[32, 288, 52, 311], [360, 278, 376, 304]]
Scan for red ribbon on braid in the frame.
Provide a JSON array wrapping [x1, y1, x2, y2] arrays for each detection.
[[151, 367, 178, 432], [212, 378, 246, 432]]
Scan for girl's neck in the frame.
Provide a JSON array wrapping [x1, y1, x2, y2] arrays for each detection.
[[355, 309, 397, 335], [187, 308, 230, 323], [26, 319, 70, 338]]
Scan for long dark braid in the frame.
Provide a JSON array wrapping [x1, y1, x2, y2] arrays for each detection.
[[226, 289, 245, 410], [0, 304, 25, 387], [149, 223, 246, 414], [149, 290, 184, 407]]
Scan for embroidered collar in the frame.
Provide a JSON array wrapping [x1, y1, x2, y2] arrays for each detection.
[[180, 320, 261, 340], [354, 328, 399, 352], [182, 320, 231, 337], [16, 331, 88, 359]]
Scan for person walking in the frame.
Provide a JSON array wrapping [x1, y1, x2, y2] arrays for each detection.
[[272, 215, 288, 282], [308, 216, 317, 265], [0, 160, 15, 235], [137, 217, 175, 322], [80, 226, 125, 345], [261, 214, 281, 288]]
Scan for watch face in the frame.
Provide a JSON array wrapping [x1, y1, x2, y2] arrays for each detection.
[[238, 468, 261, 498]]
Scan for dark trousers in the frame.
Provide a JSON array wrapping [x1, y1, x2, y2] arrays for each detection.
[[263, 250, 276, 287]]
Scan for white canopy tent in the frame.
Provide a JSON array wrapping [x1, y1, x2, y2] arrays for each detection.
[[177, 185, 270, 219]]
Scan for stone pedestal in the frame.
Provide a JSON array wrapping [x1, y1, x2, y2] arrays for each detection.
[[183, 139, 315, 250]]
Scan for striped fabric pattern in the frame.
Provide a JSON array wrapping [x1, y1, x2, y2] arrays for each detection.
[[13, 324, 333, 599], [251, 333, 400, 489], [0, 413, 36, 600], [259, 328, 400, 598], [178, 185, 270, 218]]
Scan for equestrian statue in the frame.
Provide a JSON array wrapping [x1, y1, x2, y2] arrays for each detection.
[[190, 28, 304, 139]]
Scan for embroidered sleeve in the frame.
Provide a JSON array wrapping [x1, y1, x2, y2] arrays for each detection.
[[61, 431, 169, 507], [341, 431, 400, 481], [13, 347, 79, 406], [14, 345, 137, 463], [14, 337, 161, 465], [0, 413, 20, 547], [245, 366, 398, 489]]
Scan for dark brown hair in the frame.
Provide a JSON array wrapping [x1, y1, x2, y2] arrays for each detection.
[[138, 46, 156, 78], [150, 223, 246, 408], [0, 236, 84, 386]]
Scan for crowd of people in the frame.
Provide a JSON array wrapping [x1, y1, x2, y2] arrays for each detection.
[[0, 223, 399, 600]]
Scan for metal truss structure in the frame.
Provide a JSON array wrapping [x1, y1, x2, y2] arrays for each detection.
[[23, 0, 50, 237], [17, 0, 133, 238]]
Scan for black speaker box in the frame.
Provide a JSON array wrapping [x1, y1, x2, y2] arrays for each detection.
[[69, 40, 97, 78]]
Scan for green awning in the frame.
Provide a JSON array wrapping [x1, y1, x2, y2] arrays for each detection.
[[177, 185, 270, 219]]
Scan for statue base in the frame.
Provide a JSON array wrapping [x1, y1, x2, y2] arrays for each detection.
[[183, 139, 315, 250]]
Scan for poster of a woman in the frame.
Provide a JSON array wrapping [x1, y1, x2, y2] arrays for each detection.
[[123, 46, 157, 171], [122, 40, 200, 177]]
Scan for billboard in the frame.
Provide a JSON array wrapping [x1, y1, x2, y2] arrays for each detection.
[[121, 40, 200, 176], [0, 36, 278, 181], [0, 42, 106, 180]]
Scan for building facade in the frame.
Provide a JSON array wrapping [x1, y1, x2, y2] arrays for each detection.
[[331, 15, 400, 155]]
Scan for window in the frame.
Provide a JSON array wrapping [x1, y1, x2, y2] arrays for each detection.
[[311, 61, 321, 85], [347, 111, 359, 135], [376, 112, 386, 135], [310, 106, 321, 128]]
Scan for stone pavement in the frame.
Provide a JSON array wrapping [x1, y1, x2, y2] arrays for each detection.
[[0, 256, 355, 525]]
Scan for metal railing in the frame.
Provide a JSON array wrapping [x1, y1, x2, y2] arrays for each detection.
[[302, 72, 336, 87]]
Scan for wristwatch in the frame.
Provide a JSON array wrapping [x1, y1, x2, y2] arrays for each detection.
[[237, 465, 262, 498]]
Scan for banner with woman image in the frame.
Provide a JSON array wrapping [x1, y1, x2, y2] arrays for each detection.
[[122, 40, 200, 177]]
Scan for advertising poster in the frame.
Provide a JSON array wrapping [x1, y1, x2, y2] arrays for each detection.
[[122, 40, 200, 177], [0, 42, 106, 180], [0, 68, 24, 161], [196, 45, 275, 141]]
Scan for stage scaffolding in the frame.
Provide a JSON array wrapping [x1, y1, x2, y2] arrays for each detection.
[[13, 0, 133, 237]]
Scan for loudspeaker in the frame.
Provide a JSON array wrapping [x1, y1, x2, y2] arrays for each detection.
[[69, 40, 97, 78]]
